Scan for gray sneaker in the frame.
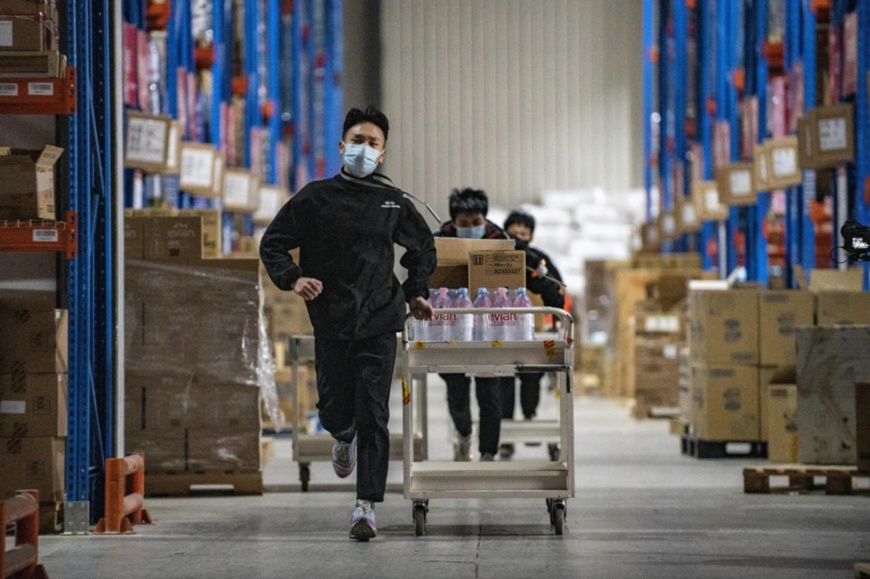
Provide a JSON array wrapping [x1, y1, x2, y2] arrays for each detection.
[[349, 500, 376, 541], [480, 452, 495, 461], [332, 436, 356, 478], [454, 434, 472, 461]]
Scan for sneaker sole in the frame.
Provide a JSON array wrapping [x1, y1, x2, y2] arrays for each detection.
[[333, 464, 355, 478], [349, 521, 376, 541]]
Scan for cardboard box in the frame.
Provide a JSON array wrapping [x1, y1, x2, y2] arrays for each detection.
[[467, 250, 525, 296], [0, 15, 57, 51], [766, 383, 798, 463], [691, 364, 759, 441], [692, 180, 728, 221], [179, 142, 218, 197], [0, 436, 64, 501], [182, 209, 222, 258], [753, 143, 771, 193], [0, 372, 66, 438], [124, 217, 145, 259], [0, 49, 64, 77], [430, 238, 514, 290], [125, 376, 260, 436], [0, 305, 67, 374], [187, 430, 261, 472], [808, 268, 864, 291], [124, 112, 172, 172], [796, 325, 870, 465], [143, 216, 203, 262], [0, 1, 58, 22], [716, 162, 756, 207], [857, 382, 870, 472], [766, 136, 802, 189], [815, 291, 870, 326], [688, 289, 759, 365], [633, 334, 680, 416], [811, 104, 855, 167], [0, 145, 62, 220], [676, 195, 701, 234], [758, 290, 814, 366]]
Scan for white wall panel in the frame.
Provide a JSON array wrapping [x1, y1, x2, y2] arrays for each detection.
[[380, 0, 642, 224]]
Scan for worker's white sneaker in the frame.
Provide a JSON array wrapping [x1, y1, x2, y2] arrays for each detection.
[[349, 500, 376, 541], [454, 434, 472, 461], [332, 436, 356, 478]]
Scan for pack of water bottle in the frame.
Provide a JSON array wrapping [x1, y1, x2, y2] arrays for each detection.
[[412, 286, 535, 342]]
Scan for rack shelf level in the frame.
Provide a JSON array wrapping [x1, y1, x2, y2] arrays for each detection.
[[0, 211, 77, 259], [0, 67, 77, 115]]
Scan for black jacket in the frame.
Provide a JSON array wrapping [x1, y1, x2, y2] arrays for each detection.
[[523, 244, 564, 309], [260, 172, 436, 339]]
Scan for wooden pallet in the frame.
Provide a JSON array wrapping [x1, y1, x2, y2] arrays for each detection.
[[743, 465, 870, 495], [146, 471, 263, 497], [39, 500, 63, 534], [681, 436, 767, 459]]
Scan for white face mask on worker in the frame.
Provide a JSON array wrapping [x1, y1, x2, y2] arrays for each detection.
[[342, 143, 382, 177]]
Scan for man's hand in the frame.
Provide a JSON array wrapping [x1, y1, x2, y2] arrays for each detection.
[[409, 296, 435, 321], [293, 277, 323, 301]]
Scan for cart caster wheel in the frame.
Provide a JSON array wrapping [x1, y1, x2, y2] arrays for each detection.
[[299, 464, 311, 492], [553, 504, 565, 535], [548, 443, 560, 462], [414, 505, 427, 536]]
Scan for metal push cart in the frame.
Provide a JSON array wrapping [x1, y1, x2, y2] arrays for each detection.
[[287, 334, 428, 491], [402, 307, 576, 535]]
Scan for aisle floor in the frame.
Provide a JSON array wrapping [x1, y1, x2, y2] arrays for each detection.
[[33, 376, 870, 579]]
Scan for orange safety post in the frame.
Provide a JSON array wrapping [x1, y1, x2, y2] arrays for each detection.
[[95, 454, 153, 534], [1, 490, 50, 579]]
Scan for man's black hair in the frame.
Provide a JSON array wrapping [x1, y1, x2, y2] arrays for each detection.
[[504, 210, 536, 233], [343, 106, 389, 142], [449, 188, 489, 220]]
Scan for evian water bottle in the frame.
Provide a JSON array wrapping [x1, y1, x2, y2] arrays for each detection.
[[454, 287, 474, 341], [513, 287, 534, 340], [490, 287, 514, 341], [430, 287, 454, 341], [472, 288, 491, 341]]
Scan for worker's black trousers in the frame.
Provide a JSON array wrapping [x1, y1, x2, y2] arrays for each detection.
[[314, 332, 396, 503], [500, 373, 544, 420], [441, 374, 502, 456]]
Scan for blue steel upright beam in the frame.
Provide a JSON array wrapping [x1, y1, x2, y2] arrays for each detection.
[[799, 0, 817, 279], [268, 0, 282, 184], [858, 0, 870, 286], [698, 0, 715, 271], [720, 0, 739, 275], [643, 0, 655, 222], [673, 0, 688, 253], [751, 0, 769, 286]]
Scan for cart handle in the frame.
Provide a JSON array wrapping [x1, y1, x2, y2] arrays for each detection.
[[403, 307, 574, 344]]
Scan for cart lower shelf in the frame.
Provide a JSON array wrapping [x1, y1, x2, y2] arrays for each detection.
[[406, 461, 571, 497]]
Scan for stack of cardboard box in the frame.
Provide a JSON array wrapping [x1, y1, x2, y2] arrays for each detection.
[[792, 284, 870, 466], [0, 0, 67, 78], [0, 295, 67, 510], [688, 289, 762, 443], [632, 294, 685, 419], [0, 145, 63, 220], [124, 215, 263, 484]]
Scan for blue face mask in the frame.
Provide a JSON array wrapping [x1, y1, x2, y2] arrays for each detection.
[[456, 224, 486, 239], [342, 143, 382, 177]]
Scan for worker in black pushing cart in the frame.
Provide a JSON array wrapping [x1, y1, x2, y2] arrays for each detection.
[[260, 106, 436, 542]]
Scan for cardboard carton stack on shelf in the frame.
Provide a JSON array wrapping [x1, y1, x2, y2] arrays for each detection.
[[0, 145, 63, 220], [789, 271, 870, 467], [124, 214, 264, 486], [593, 254, 706, 412], [0, 0, 67, 78], [0, 295, 67, 510], [688, 288, 764, 444]]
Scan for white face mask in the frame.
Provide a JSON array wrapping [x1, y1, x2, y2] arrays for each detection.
[[342, 143, 382, 177]]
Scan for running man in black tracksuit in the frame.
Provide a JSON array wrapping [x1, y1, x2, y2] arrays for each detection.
[[260, 106, 436, 542]]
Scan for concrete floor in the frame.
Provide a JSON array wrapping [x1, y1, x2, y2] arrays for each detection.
[[30, 377, 870, 578]]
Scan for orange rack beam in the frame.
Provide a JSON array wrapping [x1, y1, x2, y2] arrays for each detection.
[[0, 66, 76, 115], [0, 211, 77, 259]]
